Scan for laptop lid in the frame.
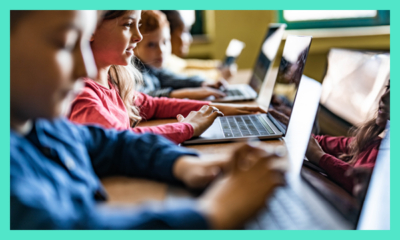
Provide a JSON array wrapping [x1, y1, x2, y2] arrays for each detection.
[[267, 35, 313, 137], [357, 120, 390, 230], [248, 24, 286, 94]]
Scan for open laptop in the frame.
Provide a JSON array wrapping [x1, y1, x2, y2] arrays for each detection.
[[183, 35, 312, 145], [245, 104, 390, 229], [210, 23, 286, 102]]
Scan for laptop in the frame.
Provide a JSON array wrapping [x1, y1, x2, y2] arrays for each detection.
[[210, 23, 287, 102], [183, 35, 312, 145], [221, 39, 246, 67], [245, 109, 390, 229], [357, 120, 390, 230]]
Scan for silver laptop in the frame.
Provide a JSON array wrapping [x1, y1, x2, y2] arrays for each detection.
[[240, 75, 390, 230], [210, 23, 287, 102], [183, 35, 312, 145], [246, 120, 390, 230]]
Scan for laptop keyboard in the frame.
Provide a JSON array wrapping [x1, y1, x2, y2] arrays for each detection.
[[220, 115, 275, 138], [246, 185, 328, 230], [226, 89, 245, 97]]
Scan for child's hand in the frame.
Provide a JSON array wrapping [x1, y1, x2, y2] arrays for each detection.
[[210, 103, 267, 116], [197, 142, 288, 229], [202, 78, 229, 90], [173, 154, 230, 189], [176, 105, 224, 137], [219, 63, 237, 80], [305, 136, 325, 165], [170, 87, 226, 100]]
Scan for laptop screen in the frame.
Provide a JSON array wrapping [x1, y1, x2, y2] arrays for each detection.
[[301, 85, 390, 228], [268, 35, 312, 136], [248, 24, 286, 94]]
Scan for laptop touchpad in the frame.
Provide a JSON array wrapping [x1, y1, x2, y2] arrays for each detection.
[[199, 118, 224, 139]]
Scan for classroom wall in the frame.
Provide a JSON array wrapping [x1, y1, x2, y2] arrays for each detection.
[[187, 10, 390, 82], [188, 10, 276, 68]]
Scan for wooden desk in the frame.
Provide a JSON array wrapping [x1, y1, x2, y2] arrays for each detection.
[[102, 115, 355, 209]]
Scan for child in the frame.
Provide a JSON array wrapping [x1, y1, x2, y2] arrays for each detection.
[[134, 10, 227, 99], [11, 10, 287, 230], [69, 10, 267, 144], [161, 10, 236, 81], [306, 82, 390, 193], [271, 81, 390, 194]]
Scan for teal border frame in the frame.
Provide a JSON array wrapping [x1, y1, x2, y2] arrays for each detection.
[[277, 10, 390, 29], [1, 0, 396, 239]]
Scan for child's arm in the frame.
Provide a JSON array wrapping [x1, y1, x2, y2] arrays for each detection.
[[313, 135, 352, 157], [77, 123, 199, 182], [136, 92, 210, 119], [140, 86, 174, 98], [155, 68, 205, 89], [11, 167, 208, 229]]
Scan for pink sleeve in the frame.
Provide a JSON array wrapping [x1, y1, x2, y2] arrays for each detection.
[[132, 122, 194, 144], [69, 92, 127, 131], [314, 135, 352, 158], [135, 92, 211, 120], [318, 154, 354, 193]]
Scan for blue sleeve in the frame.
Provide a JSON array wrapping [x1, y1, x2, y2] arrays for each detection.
[[11, 174, 209, 229], [139, 70, 174, 97], [75, 124, 199, 183], [154, 68, 205, 89]]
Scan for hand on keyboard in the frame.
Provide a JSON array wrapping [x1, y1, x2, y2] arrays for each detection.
[[198, 142, 288, 229], [202, 78, 229, 91], [177, 105, 224, 137]]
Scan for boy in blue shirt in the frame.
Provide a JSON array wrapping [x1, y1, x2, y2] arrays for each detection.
[[10, 10, 286, 229]]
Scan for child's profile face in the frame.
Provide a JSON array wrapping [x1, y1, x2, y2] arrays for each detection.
[[91, 10, 142, 68], [11, 10, 97, 120], [171, 18, 193, 58], [135, 26, 172, 69]]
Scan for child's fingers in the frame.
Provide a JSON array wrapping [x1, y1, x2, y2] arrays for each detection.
[[209, 110, 224, 121], [203, 105, 214, 115], [199, 105, 210, 113], [176, 114, 185, 122], [207, 88, 226, 98]]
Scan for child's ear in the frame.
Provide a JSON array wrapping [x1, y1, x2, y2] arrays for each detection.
[[90, 34, 95, 42]]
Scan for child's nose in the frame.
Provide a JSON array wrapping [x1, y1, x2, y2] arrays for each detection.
[[131, 30, 143, 43]]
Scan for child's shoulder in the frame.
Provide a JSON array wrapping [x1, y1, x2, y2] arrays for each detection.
[[79, 78, 106, 99]]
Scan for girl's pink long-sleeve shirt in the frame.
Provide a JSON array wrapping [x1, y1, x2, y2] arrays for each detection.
[[69, 79, 210, 144], [314, 135, 382, 193]]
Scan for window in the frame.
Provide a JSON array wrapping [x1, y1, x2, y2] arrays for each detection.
[[176, 10, 204, 35], [278, 10, 390, 29], [190, 10, 204, 35]]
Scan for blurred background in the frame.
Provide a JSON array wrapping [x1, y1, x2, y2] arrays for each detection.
[[184, 10, 389, 80], [180, 10, 390, 136]]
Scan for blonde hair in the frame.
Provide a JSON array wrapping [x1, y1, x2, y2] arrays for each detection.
[[102, 11, 143, 127]]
